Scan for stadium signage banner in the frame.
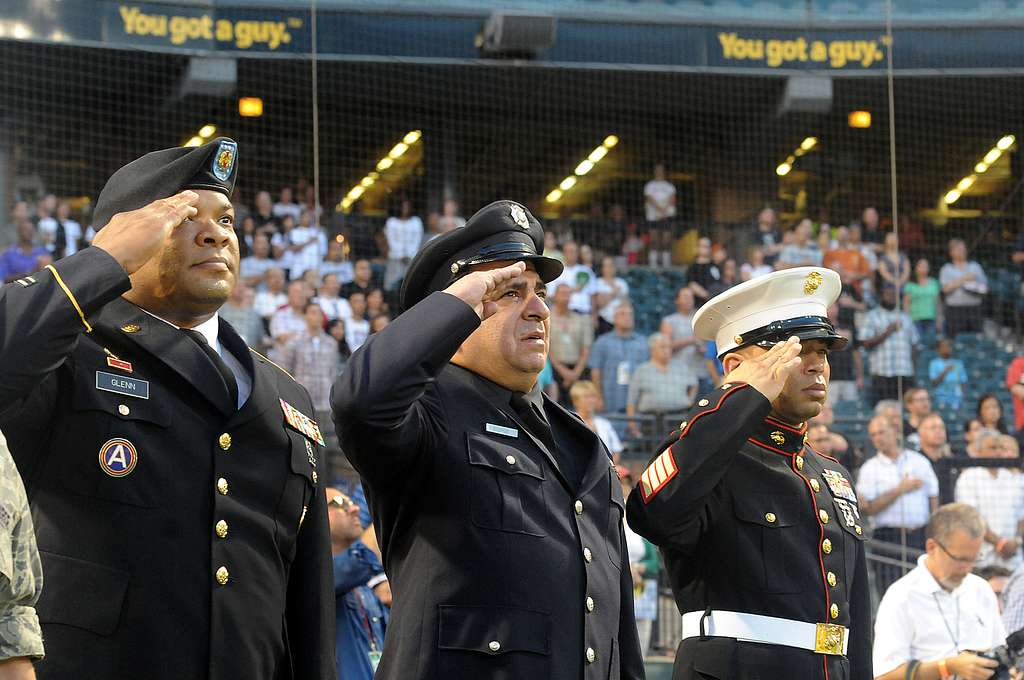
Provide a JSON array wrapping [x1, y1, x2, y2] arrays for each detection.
[[7, 2, 1024, 72], [103, 3, 310, 52]]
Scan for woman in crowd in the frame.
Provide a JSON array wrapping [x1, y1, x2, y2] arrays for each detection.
[[590, 256, 630, 336], [904, 257, 941, 339], [569, 381, 624, 461], [977, 393, 1008, 434], [327, 318, 352, 374], [877, 231, 910, 293]]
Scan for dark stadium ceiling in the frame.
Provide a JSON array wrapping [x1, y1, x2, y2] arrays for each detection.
[[3, 41, 1023, 225]]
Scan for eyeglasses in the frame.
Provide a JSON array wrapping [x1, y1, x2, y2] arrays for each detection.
[[328, 495, 356, 512], [933, 538, 977, 565]]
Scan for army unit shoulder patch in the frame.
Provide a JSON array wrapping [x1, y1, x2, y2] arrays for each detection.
[[280, 398, 326, 446], [640, 448, 678, 504]]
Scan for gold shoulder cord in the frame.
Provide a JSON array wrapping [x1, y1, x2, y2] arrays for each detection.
[[45, 264, 92, 332], [248, 347, 295, 381]]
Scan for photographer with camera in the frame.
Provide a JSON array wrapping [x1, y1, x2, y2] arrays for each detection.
[[874, 503, 1008, 680]]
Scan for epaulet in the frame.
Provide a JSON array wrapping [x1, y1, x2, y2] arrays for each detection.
[[248, 347, 296, 381]]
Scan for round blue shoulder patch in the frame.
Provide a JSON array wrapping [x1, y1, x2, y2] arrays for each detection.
[[98, 438, 139, 478]]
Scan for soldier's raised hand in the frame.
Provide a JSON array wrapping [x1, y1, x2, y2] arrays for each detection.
[[443, 261, 528, 320], [723, 336, 804, 404], [92, 191, 199, 275]]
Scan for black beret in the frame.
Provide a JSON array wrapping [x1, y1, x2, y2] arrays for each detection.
[[400, 200, 563, 309], [93, 137, 239, 230]]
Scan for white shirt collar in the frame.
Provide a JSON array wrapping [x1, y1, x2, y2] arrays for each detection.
[[142, 309, 220, 348]]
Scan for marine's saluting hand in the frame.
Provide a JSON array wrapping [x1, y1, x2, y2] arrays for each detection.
[[93, 191, 199, 275], [443, 261, 528, 320], [723, 336, 804, 404]]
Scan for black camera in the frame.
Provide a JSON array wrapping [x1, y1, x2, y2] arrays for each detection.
[[975, 628, 1024, 680]]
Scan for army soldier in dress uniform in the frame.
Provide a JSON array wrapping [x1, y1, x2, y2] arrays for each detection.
[[0, 139, 334, 679], [332, 201, 645, 680], [626, 267, 872, 680]]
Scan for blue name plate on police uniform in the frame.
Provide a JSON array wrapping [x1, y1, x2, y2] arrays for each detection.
[[96, 371, 150, 399]]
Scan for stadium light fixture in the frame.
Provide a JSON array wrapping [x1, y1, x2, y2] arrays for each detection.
[[184, 137, 203, 148], [944, 134, 1016, 205], [388, 143, 410, 160], [238, 97, 263, 118], [848, 111, 872, 129], [956, 176, 976, 191], [545, 135, 619, 203], [776, 138, 817, 178], [337, 130, 423, 213], [198, 124, 217, 138]]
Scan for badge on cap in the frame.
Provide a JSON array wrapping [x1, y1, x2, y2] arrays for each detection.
[[510, 203, 530, 230], [822, 469, 857, 502], [280, 398, 326, 446], [212, 140, 237, 182], [804, 271, 824, 295], [98, 438, 139, 477]]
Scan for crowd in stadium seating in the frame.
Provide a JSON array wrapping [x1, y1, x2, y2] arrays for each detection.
[[11, 180, 1024, 665]]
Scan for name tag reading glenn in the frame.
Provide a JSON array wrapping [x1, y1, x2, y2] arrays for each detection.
[[96, 371, 150, 400]]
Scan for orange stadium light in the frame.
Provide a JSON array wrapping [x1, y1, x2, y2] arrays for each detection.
[[848, 111, 872, 129], [238, 97, 264, 118]]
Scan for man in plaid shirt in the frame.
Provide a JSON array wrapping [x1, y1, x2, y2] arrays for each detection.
[[281, 302, 340, 411], [859, 287, 919, 405]]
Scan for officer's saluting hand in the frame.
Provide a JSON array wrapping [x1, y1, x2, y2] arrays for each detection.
[[91, 190, 198, 274], [721, 335, 804, 403]]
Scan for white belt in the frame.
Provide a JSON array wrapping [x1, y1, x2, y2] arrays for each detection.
[[681, 610, 849, 656]]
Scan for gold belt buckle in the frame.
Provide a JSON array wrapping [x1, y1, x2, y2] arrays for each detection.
[[814, 623, 846, 655]]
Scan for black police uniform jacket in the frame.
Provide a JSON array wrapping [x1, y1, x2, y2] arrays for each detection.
[[0, 248, 335, 680], [331, 291, 645, 680], [626, 383, 872, 680]]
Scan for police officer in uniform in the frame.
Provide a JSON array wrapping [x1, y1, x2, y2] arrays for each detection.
[[0, 139, 334, 679], [331, 200, 644, 680], [626, 267, 872, 680]]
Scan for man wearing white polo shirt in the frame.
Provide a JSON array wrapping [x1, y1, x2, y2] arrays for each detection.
[[858, 415, 939, 594], [873, 503, 1004, 680]]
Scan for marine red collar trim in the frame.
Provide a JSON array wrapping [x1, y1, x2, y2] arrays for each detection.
[[749, 416, 806, 455]]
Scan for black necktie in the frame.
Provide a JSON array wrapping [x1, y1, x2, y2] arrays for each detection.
[[510, 392, 556, 452], [183, 328, 239, 409]]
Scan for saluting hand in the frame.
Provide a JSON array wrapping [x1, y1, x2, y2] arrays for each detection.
[[443, 261, 527, 320], [92, 191, 199, 275], [722, 336, 804, 404]]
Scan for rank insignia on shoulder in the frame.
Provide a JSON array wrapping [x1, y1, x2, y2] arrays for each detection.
[[280, 399, 326, 446], [106, 356, 133, 373], [640, 448, 678, 503], [98, 438, 139, 477], [120, 323, 141, 334], [14, 276, 36, 287], [822, 469, 857, 502]]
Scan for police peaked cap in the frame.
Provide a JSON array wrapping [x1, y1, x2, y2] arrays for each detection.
[[92, 137, 239, 230], [400, 200, 563, 309]]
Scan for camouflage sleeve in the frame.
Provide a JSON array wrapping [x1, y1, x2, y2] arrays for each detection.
[[0, 433, 43, 661]]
